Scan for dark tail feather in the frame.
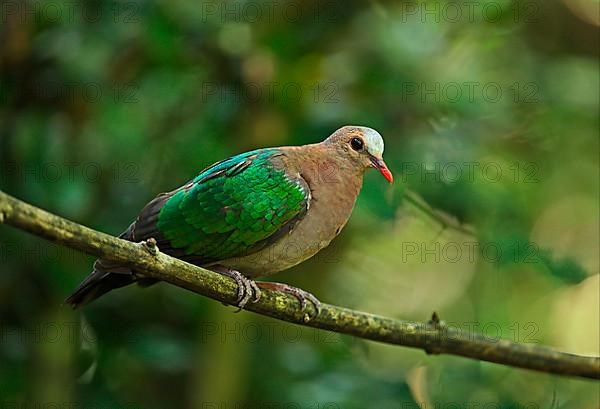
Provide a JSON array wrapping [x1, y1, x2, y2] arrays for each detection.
[[66, 222, 163, 308], [65, 260, 137, 309]]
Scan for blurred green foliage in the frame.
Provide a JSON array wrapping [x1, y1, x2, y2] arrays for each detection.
[[1, 0, 598, 408]]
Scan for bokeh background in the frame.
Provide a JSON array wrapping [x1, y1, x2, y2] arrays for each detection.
[[1, 0, 598, 407]]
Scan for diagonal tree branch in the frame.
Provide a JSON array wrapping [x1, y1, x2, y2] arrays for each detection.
[[0, 190, 598, 380]]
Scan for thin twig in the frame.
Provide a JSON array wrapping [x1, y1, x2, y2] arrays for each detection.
[[0, 190, 598, 380]]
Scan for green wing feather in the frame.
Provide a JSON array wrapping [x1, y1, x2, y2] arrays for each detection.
[[155, 149, 308, 262]]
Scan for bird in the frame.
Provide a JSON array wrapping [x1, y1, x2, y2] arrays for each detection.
[[66, 125, 393, 313]]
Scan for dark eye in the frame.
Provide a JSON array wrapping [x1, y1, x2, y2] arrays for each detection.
[[350, 137, 364, 151]]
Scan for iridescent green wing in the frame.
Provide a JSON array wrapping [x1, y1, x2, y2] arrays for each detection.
[[152, 149, 308, 263]]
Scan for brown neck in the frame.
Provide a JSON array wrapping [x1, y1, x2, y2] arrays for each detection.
[[283, 143, 364, 203]]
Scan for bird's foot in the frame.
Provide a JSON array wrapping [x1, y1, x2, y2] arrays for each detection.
[[212, 266, 261, 311], [141, 237, 159, 256], [256, 281, 321, 321]]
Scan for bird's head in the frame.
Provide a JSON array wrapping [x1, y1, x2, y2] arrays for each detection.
[[325, 126, 393, 183]]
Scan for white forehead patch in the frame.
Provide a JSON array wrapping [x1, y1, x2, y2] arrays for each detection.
[[359, 127, 384, 157]]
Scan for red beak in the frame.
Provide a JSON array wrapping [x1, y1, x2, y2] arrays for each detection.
[[371, 157, 394, 183]]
